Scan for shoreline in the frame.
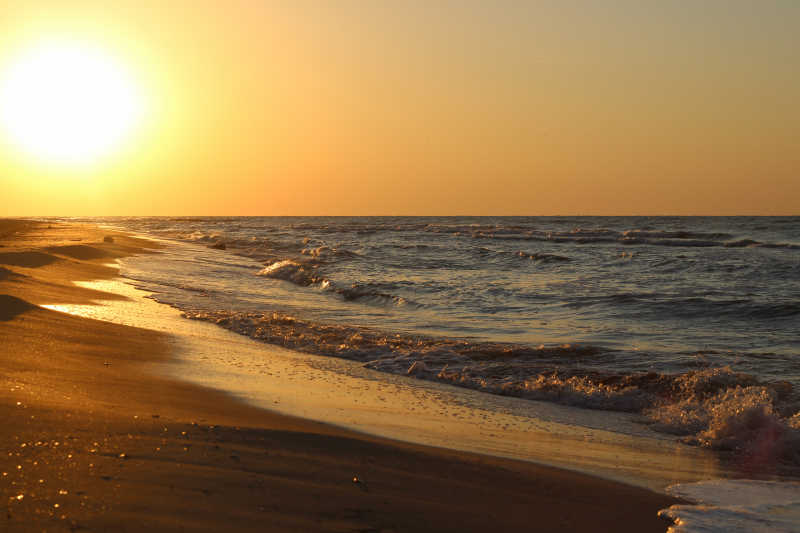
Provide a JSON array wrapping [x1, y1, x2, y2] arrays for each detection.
[[56, 277, 729, 492], [1, 220, 680, 531]]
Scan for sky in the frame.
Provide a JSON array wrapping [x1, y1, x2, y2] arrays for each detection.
[[0, 0, 798, 215]]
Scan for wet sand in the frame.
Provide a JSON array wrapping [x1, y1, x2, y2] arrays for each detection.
[[0, 220, 679, 532]]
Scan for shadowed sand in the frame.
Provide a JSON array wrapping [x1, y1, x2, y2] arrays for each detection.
[[0, 220, 679, 532]]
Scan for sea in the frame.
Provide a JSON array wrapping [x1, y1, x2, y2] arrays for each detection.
[[63, 215, 800, 531]]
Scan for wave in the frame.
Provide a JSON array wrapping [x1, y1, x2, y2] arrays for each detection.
[[183, 231, 223, 242], [338, 286, 420, 307], [182, 308, 800, 465], [256, 259, 328, 287], [761, 242, 800, 250], [255, 259, 418, 308], [182, 309, 602, 366], [660, 480, 800, 533], [623, 237, 720, 247], [724, 239, 763, 248], [338, 281, 422, 307], [160, 223, 799, 306], [669, 299, 800, 320], [168, 217, 242, 223], [622, 229, 733, 240], [300, 245, 360, 260], [561, 292, 669, 310], [423, 226, 798, 251], [471, 248, 572, 264], [232, 220, 799, 251], [515, 251, 571, 263], [724, 239, 800, 250], [560, 293, 800, 320]]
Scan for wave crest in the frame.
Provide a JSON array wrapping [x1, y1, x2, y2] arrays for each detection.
[[182, 308, 800, 465], [256, 260, 327, 287]]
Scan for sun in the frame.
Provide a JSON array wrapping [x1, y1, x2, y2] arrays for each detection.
[[0, 40, 144, 166]]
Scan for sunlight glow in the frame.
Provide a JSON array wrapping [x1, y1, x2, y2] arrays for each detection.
[[0, 40, 144, 165]]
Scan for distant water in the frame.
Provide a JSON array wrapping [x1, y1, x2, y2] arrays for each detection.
[[74, 216, 800, 466]]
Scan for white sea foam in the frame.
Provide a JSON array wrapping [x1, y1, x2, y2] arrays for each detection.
[[659, 479, 800, 533], [45, 278, 728, 493], [180, 308, 800, 466], [85, 215, 800, 478], [256, 259, 324, 286]]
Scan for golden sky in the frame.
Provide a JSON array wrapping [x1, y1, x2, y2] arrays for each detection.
[[1, 1, 798, 215]]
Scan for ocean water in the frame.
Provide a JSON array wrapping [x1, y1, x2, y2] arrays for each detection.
[[660, 479, 800, 533], [74, 216, 800, 467]]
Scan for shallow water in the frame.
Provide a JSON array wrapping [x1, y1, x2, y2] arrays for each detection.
[[44, 278, 728, 492], [39, 216, 800, 529], [660, 479, 800, 533], [59, 216, 800, 460], [79, 216, 800, 365]]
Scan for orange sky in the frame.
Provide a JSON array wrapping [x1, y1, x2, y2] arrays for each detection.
[[0, 1, 798, 215]]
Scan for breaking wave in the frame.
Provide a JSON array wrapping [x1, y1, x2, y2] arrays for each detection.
[[183, 308, 800, 466], [256, 259, 328, 287], [256, 259, 418, 307], [338, 283, 421, 307], [92, 214, 800, 467], [152, 220, 800, 253], [659, 479, 800, 533]]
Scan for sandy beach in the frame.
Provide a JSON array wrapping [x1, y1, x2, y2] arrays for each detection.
[[2, 3, 796, 530], [0, 220, 679, 532]]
